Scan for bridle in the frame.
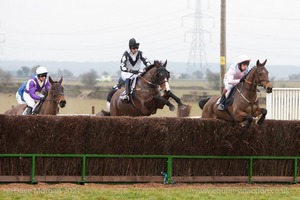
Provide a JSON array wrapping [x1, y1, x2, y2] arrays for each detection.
[[140, 67, 170, 87], [242, 66, 270, 90], [45, 83, 65, 104]]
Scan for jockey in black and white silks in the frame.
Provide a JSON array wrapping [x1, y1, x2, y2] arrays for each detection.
[[119, 38, 151, 103]]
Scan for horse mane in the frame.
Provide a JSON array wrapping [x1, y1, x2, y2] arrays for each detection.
[[140, 60, 161, 76]]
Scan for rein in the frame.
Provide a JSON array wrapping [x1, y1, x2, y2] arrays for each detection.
[[139, 75, 158, 87], [45, 92, 64, 104]]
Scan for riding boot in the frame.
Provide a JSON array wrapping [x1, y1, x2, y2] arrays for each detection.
[[120, 79, 131, 103], [217, 95, 226, 111], [22, 106, 33, 115]]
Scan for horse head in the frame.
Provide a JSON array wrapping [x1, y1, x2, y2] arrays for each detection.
[[49, 76, 67, 108], [253, 59, 273, 93], [142, 60, 170, 91], [154, 60, 170, 91]]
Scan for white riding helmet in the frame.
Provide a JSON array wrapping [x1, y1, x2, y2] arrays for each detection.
[[36, 66, 48, 75], [237, 55, 251, 64]]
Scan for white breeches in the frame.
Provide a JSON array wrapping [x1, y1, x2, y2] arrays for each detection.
[[22, 92, 44, 108], [224, 81, 234, 98], [16, 92, 26, 104]]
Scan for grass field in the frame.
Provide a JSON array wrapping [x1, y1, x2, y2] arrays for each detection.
[[0, 183, 299, 200]]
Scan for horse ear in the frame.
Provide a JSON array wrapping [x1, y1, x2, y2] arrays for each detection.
[[163, 60, 167, 68], [256, 60, 260, 66], [154, 60, 159, 67], [59, 77, 63, 84], [262, 59, 267, 66], [49, 76, 54, 84]]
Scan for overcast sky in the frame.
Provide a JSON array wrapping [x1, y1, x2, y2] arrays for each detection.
[[0, 0, 299, 66]]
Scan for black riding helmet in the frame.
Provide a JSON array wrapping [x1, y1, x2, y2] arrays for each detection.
[[129, 38, 140, 49]]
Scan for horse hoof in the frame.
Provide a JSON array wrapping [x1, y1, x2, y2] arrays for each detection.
[[169, 106, 176, 111], [179, 105, 186, 110]]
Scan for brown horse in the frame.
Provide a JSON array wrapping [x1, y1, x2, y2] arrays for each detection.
[[104, 60, 186, 116], [4, 76, 66, 115], [199, 59, 273, 128]]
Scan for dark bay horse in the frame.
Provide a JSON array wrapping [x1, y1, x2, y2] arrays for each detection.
[[4, 77, 66, 115], [199, 59, 273, 128], [105, 60, 186, 116]]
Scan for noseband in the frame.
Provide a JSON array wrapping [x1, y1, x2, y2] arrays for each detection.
[[244, 67, 270, 88], [46, 83, 65, 104], [140, 67, 170, 86]]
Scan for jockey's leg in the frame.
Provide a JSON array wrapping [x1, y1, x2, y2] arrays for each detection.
[[22, 93, 35, 115], [120, 78, 131, 102], [22, 106, 33, 115], [217, 89, 227, 110]]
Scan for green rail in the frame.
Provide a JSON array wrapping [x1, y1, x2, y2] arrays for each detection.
[[0, 154, 299, 184]]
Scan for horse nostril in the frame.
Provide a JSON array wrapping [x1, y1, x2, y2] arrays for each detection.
[[59, 100, 66, 108], [266, 87, 272, 93]]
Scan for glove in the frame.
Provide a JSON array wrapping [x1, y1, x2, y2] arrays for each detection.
[[40, 96, 45, 101], [240, 76, 246, 83], [131, 70, 139, 74]]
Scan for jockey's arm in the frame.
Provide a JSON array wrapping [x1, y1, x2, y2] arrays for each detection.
[[226, 74, 239, 85], [28, 81, 41, 100], [139, 51, 151, 67], [120, 53, 130, 72]]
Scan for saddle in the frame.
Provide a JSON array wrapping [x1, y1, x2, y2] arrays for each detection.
[[32, 92, 48, 114], [223, 86, 237, 109]]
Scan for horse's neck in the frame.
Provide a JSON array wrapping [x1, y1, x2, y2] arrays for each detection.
[[237, 73, 257, 101], [39, 93, 58, 115], [138, 69, 157, 89]]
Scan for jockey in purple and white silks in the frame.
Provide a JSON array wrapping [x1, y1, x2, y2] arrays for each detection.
[[119, 38, 151, 103], [217, 55, 251, 111], [16, 66, 51, 115]]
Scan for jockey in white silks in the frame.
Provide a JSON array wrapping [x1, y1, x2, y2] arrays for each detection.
[[16, 66, 51, 115], [119, 38, 151, 103], [217, 55, 251, 111]]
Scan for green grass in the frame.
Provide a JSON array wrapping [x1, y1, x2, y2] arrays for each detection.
[[0, 184, 299, 200]]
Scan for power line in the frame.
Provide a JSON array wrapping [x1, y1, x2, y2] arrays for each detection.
[[183, 0, 213, 78]]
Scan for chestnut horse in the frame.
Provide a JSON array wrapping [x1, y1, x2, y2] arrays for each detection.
[[105, 60, 185, 116], [4, 77, 66, 115], [199, 59, 273, 128]]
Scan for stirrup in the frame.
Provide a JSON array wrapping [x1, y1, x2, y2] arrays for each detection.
[[217, 104, 224, 111], [120, 94, 130, 102]]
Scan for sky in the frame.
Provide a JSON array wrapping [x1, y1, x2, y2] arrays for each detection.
[[0, 0, 299, 67]]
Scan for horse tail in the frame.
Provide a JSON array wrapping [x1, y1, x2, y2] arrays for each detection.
[[198, 97, 210, 110]]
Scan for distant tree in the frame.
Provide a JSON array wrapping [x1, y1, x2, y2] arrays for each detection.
[[102, 71, 109, 76], [206, 69, 220, 90], [178, 73, 190, 80], [80, 69, 98, 87], [57, 69, 74, 78], [193, 70, 204, 79], [0, 68, 12, 84], [31, 65, 40, 76], [17, 69, 23, 77], [21, 66, 30, 77], [289, 74, 300, 80], [169, 71, 176, 80]]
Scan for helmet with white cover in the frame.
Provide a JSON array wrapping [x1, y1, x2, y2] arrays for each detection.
[[237, 55, 251, 64], [36, 66, 48, 76]]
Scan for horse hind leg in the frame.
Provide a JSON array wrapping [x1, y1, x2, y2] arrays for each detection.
[[257, 109, 267, 125]]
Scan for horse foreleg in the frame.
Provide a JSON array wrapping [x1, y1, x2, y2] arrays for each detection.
[[154, 95, 175, 111], [256, 108, 267, 125], [245, 115, 254, 128], [163, 91, 185, 109]]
